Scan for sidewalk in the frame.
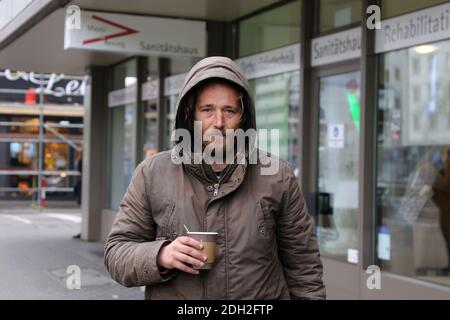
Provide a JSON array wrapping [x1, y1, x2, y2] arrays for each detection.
[[0, 206, 143, 300], [0, 200, 81, 210]]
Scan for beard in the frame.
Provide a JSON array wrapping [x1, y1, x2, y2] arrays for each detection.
[[202, 133, 226, 155], [201, 130, 237, 163]]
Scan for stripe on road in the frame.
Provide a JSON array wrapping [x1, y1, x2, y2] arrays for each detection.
[[2, 214, 33, 224], [42, 213, 82, 223]]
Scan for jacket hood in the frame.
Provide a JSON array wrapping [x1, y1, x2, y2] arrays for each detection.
[[174, 56, 256, 133]]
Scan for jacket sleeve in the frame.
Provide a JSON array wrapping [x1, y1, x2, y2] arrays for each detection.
[[277, 162, 326, 300], [104, 159, 175, 287]]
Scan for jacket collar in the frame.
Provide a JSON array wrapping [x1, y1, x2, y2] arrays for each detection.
[[172, 143, 254, 186]]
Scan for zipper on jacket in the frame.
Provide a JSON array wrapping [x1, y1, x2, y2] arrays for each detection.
[[213, 183, 220, 197]]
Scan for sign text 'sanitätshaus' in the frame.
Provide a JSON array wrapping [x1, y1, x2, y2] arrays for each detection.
[[64, 11, 206, 58]]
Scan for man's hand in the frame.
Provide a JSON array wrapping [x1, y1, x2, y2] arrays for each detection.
[[157, 237, 207, 275]]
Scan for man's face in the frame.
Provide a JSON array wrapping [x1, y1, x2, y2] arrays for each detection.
[[194, 82, 242, 152]]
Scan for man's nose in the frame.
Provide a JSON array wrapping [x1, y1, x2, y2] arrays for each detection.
[[212, 110, 225, 128]]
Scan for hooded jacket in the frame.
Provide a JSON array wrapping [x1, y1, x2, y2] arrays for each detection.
[[104, 56, 326, 300]]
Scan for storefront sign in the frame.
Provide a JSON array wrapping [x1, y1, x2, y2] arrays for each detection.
[[141, 79, 158, 101], [108, 85, 136, 107], [311, 27, 361, 67], [64, 11, 206, 58], [163, 43, 300, 97], [0, 69, 86, 96], [375, 3, 450, 53], [235, 43, 300, 80], [164, 73, 187, 97], [0, 69, 86, 104]]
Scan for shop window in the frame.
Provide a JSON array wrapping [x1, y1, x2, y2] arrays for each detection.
[[412, 85, 421, 102], [381, 0, 449, 19], [142, 98, 158, 159], [44, 143, 68, 171], [112, 61, 136, 90], [237, 1, 301, 174], [246, 71, 300, 174], [109, 59, 137, 210], [395, 68, 401, 81], [376, 39, 450, 287], [412, 58, 420, 75], [141, 58, 159, 160], [238, 0, 301, 57], [163, 58, 200, 150], [318, 0, 362, 34], [109, 105, 134, 210], [317, 71, 361, 262], [447, 52, 450, 72]]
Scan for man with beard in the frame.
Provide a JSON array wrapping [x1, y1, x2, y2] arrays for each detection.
[[104, 56, 325, 300]]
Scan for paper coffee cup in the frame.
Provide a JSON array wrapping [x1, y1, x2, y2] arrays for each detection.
[[187, 232, 218, 269]]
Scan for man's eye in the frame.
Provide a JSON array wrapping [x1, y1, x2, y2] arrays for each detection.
[[202, 108, 212, 113], [224, 109, 236, 114]]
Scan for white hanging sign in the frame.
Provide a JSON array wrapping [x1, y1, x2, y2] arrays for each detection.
[[64, 10, 206, 58], [163, 43, 301, 97], [311, 27, 361, 67], [234, 43, 300, 80], [375, 3, 450, 54], [164, 73, 188, 97], [108, 85, 136, 107], [141, 79, 159, 101]]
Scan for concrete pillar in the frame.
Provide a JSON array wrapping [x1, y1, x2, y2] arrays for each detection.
[[81, 66, 109, 241]]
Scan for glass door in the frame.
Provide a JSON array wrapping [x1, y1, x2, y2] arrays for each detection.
[[316, 70, 361, 263], [108, 58, 137, 210], [109, 104, 135, 210]]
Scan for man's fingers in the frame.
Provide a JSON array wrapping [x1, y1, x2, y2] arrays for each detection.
[[175, 252, 205, 268], [173, 260, 200, 275], [177, 236, 203, 250], [178, 244, 207, 262]]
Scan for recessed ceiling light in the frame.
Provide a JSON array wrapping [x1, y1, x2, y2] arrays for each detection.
[[414, 45, 438, 54]]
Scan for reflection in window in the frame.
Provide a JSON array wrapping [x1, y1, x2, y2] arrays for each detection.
[[109, 105, 134, 210], [317, 71, 361, 262], [376, 40, 450, 287], [319, 0, 362, 33], [239, 0, 301, 57], [238, 1, 301, 173], [142, 100, 158, 160], [163, 59, 200, 150], [164, 94, 178, 150], [381, 0, 448, 19], [249, 71, 300, 174]]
